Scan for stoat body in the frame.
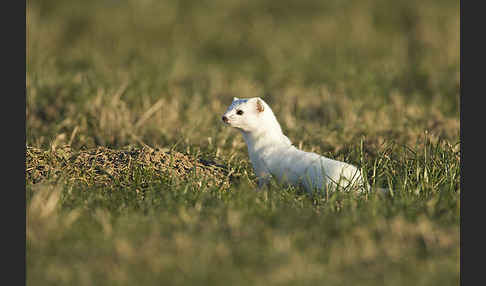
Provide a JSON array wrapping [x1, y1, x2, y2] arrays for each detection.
[[222, 97, 367, 194]]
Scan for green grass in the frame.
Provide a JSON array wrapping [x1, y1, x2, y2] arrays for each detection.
[[26, 0, 460, 285]]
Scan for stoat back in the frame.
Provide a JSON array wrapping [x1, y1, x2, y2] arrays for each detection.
[[264, 144, 365, 192]]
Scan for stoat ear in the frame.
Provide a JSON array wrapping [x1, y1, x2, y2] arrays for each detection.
[[256, 98, 264, 113]]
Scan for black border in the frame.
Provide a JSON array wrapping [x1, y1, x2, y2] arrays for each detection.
[[1, 0, 27, 284], [461, 0, 484, 285], [11, 0, 27, 284]]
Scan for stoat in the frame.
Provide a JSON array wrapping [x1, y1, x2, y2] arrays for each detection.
[[222, 97, 368, 194]]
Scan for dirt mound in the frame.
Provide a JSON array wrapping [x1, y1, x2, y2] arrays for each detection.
[[26, 145, 233, 190]]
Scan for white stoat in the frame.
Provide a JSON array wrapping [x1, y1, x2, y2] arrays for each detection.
[[221, 97, 368, 194]]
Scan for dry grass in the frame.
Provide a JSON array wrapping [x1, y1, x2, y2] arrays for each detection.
[[26, 0, 459, 285]]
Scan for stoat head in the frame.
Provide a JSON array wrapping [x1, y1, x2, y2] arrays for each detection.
[[221, 97, 268, 132]]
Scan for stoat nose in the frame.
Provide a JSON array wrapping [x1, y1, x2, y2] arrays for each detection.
[[222, 115, 229, 123]]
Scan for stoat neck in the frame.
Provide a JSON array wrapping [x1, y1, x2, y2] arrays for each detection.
[[240, 109, 293, 156], [240, 127, 292, 155]]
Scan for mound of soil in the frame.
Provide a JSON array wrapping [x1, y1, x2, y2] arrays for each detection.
[[26, 145, 233, 190]]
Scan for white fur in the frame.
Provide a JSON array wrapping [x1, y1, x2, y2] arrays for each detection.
[[222, 97, 367, 194]]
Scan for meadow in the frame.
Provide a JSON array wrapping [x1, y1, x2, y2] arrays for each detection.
[[26, 0, 460, 285]]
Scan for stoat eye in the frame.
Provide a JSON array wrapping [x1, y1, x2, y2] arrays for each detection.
[[236, 110, 244, 115]]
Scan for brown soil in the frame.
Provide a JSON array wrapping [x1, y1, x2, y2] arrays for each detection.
[[26, 145, 233, 190]]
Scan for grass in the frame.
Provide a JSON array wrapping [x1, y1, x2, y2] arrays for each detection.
[[26, 0, 460, 285]]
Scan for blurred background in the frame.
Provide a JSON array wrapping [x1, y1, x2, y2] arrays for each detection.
[[26, 2, 460, 285], [26, 0, 459, 154]]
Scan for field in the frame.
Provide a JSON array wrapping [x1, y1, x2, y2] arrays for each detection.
[[26, 0, 460, 285]]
